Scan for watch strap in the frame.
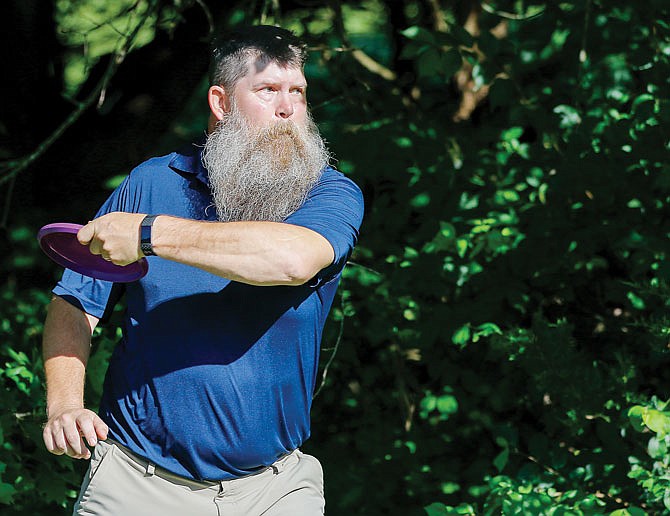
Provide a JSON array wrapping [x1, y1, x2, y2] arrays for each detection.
[[140, 214, 159, 256]]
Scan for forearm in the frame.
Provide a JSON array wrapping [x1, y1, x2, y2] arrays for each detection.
[[42, 296, 97, 416], [151, 216, 334, 286]]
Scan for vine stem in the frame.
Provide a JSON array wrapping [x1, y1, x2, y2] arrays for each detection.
[[313, 290, 347, 399], [579, 0, 593, 65]]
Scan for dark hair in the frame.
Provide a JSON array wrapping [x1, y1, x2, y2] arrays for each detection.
[[210, 25, 307, 91]]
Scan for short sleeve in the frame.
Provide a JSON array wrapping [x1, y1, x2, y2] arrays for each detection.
[[284, 167, 364, 285], [52, 176, 135, 319]]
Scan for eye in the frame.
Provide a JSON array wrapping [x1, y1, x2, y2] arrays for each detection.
[[290, 87, 305, 95], [257, 86, 277, 96]]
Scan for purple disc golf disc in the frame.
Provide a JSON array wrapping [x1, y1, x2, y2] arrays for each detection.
[[37, 222, 148, 283]]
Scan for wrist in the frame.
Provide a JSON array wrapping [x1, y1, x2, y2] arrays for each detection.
[[46, 400, 84, 418]]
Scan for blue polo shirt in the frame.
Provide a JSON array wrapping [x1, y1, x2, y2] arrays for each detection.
[[53, 142, 364, 481]]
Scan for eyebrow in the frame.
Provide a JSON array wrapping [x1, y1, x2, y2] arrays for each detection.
[[251, 81, 307, 89]]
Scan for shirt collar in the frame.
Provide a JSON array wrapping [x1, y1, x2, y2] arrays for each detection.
[[168, 137, 210, 188]]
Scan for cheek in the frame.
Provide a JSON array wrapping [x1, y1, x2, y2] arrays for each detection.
[[236, 95, 272, 119], [294, 107, 308, 125], [291, 99, 307, 117], [251, 104, 276, 122]]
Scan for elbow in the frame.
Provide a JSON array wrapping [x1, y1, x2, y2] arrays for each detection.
[[281, 254, 322, 286]]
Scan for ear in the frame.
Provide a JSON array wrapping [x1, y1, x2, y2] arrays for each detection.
[[207, 85, 230, 121]]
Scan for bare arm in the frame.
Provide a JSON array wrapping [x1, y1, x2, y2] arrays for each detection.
[[151, 216, 334, 285], [78, 212, 335, 286], [42, 296, 108, 459]]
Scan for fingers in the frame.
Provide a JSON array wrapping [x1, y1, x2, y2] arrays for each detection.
[[43, 409, 104, 460], [75, 213, 144, 265], [78, 416, 101, 448], [93, 414, 109, 441], [77, 222, 95, 246], [78, 222, 105, 257], [62, 419, 86, 456], [42, 425, 60, 455], [45, 422, 88, 459]]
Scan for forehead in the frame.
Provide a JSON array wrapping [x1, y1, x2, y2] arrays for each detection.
[[241, 58, 306, 84]]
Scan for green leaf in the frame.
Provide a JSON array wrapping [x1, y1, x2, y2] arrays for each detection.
[[475, 322, 503, 337], [493, 446, 509, 472], [424, 503, 449, 515], [643, 409, 670, 437], [452, 325, 471, 347], [553, 105, 582, 128], [103, 174, 128, 190], [456, 238, 469, 258], [417, 48, 442, 78], [610, 508, 648, 516], [647, 436, 666, 459], [441, 48, 463, 78], [0, 482, 16, 504], [502, 126, 524, 140], [436, 394, 458, 415], [401, 26, 436, 45], [632, 93, 656, 112], [421, 395, 437, 412], [440, 222, 456, 239], [628, 405, 647, 432], [627, 291, 646, 310], [441, 482, 460, 494]]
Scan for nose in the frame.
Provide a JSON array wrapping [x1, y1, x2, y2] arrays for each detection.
[[275, 92, 294, 119]]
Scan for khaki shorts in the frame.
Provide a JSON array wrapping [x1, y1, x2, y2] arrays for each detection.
[[73, 440, 325, 516]]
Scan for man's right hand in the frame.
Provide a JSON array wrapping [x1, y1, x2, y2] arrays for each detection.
[[43, 407, 109, 460]]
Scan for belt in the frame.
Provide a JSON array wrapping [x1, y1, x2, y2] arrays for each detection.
[[103, 438, 296, 486]]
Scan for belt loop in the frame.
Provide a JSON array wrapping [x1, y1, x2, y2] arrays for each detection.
[[272, 450, 294, 475], [146, 463, 156, 476]]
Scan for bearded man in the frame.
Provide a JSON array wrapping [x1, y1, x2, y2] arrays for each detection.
[[41, 25, 363, 516]]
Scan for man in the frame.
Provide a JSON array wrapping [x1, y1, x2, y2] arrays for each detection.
[[41, 25, 363, 515]]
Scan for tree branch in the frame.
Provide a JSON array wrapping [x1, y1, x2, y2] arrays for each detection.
[[327, 0, 397, 82], [351, 49, 397, 81], [0, 0, 159, 189], [193, 0, 215, 36], [481, 2, 545, 21], [426, 0, 448, 32]]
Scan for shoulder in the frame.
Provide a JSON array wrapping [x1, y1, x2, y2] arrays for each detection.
[[128, 153, 180, 181], [312, 166, 363, 202], [120, 152, 193, 195], [299, 166, 364, 224]]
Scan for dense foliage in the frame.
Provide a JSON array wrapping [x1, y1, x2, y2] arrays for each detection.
[[1, 0, 669, 514]]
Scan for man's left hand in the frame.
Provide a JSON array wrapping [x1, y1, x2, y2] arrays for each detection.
[[78, 212, 146, 266]]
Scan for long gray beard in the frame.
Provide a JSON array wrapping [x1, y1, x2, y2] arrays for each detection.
[[202, 106, 330, 222]]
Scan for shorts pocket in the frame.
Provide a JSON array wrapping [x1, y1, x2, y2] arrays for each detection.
[[89, 441, 114, 480], [74, 441, 117, 514], [295, 451, 324, 495]]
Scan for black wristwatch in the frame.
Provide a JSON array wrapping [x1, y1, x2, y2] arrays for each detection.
[[140, 214, 159, 256]]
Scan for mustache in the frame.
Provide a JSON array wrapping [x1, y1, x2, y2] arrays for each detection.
[[242, 122, 305, 169]]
